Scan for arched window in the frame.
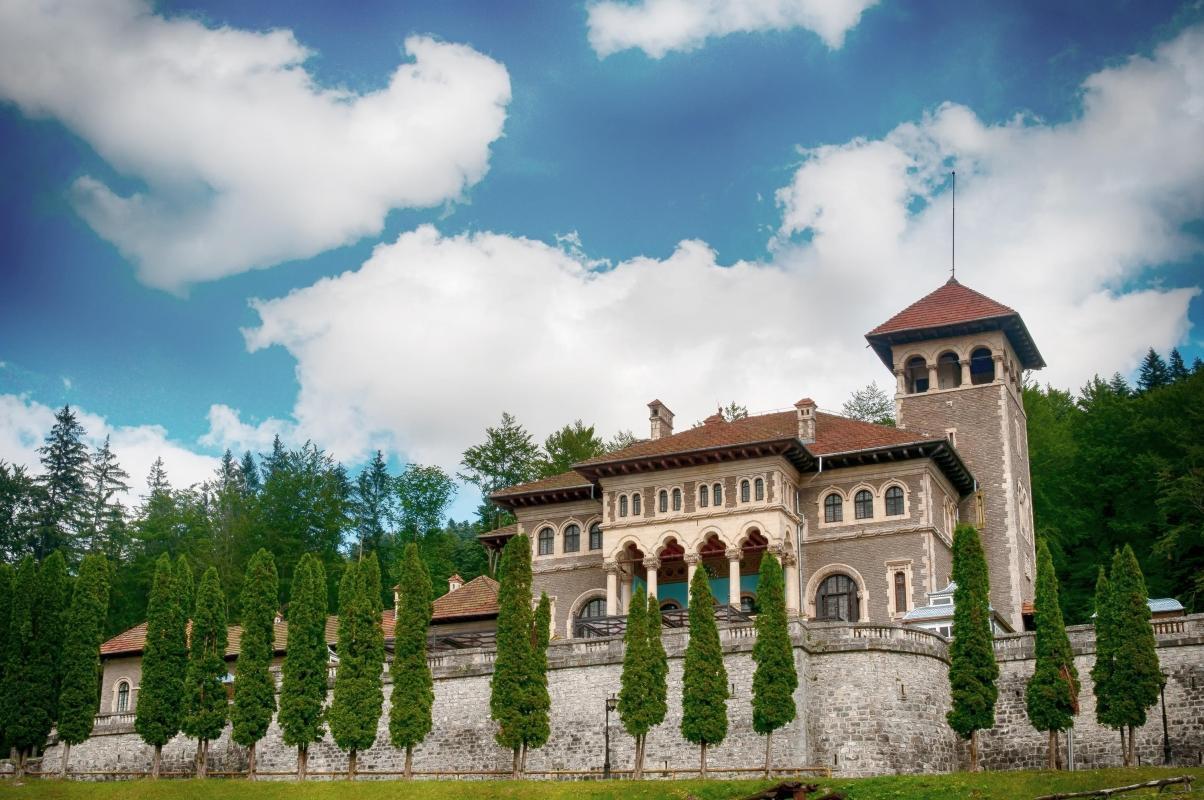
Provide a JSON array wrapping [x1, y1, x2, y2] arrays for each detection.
[[116, 681, 130, 713], [740, 480, 750, 503], [824, 493, 843, 523], [672, 488, 682, 511], [576, 597, 608, 638], [619, 495, 628, 517], [816, 574, 859, 622], [538, 527, 554, 555], [885, 486, 905, 516], [658, 490, 668, 513], [754, 478, 764, 501], [894, 571, 908, 613], [712, 483, 723, 506], [970, 347, 994, 384], [660, 599, 681, 612], [563, 524, 580, 553], [588, 523, 602, 551], [906, 356, 929, 393], [854, 489, 874, 520], [632, 492, 642, 516], [938, 352, 961, 389], [740, 594, 758, 615], [699, 484, 709, 508]]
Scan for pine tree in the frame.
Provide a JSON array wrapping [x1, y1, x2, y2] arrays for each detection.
[[135, 554, 185, 778], [351, 451, 397, 561], [1024, 539, 1078, 769], [239, 451, 261, 495], [56, 554, 110, 776], [35, 551, 70, 730], [752, 552, 797, 777], [1168, 348, 1190, 382], [36, 406, 90, 559], [231, 549, 278, 779], [0, 563, 11, 757], [1137, 348, 1171, 392], [619, 586, 653, 777], [328, 554, 385, 779], [946, 523, 998, 771], [681, 563, 728, 778], [1108, 545, 1162, 766], [389, 543, 434, 778], [279, 553, 328, 780], [82, 436, 130, 560], [490, 533, 535, 777], [1, 557, 46, 776]]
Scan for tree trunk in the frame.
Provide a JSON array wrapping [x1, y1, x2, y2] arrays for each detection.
[[700, 741, 708, 779], [60, 741, 71, 778], [520, 742, 528, 774], [297, 745, 308, 781], [348, 748, 357, 781], [764, 730, 773, 778], [969, 730, 979, 772], [404, 744, 413, 779], [196, 739, 208, 779], [1127, 725, 1136, 767], [511, 747, 521, 779], [152, 745, 162, 780], [1119, 728, 1126, 767], [14, 749, 24, 780], [247, 742, 256, 781], [1047, 729, 1057, 770]]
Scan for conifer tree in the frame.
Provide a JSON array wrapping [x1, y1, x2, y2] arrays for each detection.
[[182, 567, 228, 778], [1090, 567, 1122, 754], [239, 451, 261, 495], [328, 555, 385, 779], [2, 557, 44, 777], [82, 436, 129, 560], [681, 564, 728, 778], [752, 552, 797, 777], [36, 406, 89, 559], [1025, 539, 1078, 769], [389, 543, 434, 778], [646, 592, 668, 746], [946, 523, 998, 771], [279, 553, 328, 780], [56, 554, 110, 776], [619, 585, 652, 778], [1168, 348, 1190, 382], [175, 554, 195, 620], [35, 551, 70, 729], [1109, 545, 1162, 766], [490, 534, 535, 777], [0, 563, 11, 757], [1137, 348, 1170, 392], [524, 591, 552, 772], [135, 554, 186, 778], [231, 549, 278, 779]]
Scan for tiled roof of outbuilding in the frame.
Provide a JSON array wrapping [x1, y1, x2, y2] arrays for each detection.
[[101, 620, 289, 658], [432, 575, 499, 620]]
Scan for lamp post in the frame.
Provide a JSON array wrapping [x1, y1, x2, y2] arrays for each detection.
[[603, 693, 618, 779], [1160, 671, 1171, 765]]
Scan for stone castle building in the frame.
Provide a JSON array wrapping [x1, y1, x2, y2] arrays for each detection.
[[484, 277, 1041, 639]]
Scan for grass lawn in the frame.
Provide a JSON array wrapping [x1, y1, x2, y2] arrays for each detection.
[[0, 767, 1199, 800]]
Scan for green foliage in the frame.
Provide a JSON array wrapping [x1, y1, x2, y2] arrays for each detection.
[[279, 553, 328, 750], [1, 557, 50, 753], [328, 554, 385, 755], [1025, 540, 1078, 734], [231, 550, 278, 749], [396, 463, 458, 542], [946, 524, 998, 741], [57, 554, 111, 746], [135, 554, 186, 748], [389, 543, 434, 751], [1107, 545, 1162, 729], [490, 534, 538, 752], [645, 594, 668, 730], [182, 567, 229, 743], [0, 462, 42, 562], [540, 421, 607, 477], [841, 381, 895, 426], [0, 563, 11, 751], [36, 551, 71, 725], [752, 553, 797, 736], [528, 592, 552, 750], [351, 451, 398, 560], [35, 406, 90, 560], [618, 586, 652, 737], [175, 555, 194, 622], [1137, 348, 1170, 392], [459, 413, 542, 529], [81, 437, 130, 562], [681, 564, 728, 747], [1090, 568, 1119, 729]]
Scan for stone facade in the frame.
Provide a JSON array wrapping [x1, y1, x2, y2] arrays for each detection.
[[46, 614, 1204, 779]]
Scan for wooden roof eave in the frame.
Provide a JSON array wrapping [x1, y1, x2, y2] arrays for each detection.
[[865, 313, 1045, 371], [574, 438, 812, 482], [813, 440, 976, 497]]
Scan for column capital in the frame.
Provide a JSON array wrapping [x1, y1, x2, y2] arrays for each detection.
[[725, 546, 742, 561], [684, 552, 701, 566], [642, 556, 661, 571], [603, 560, 619, 574]]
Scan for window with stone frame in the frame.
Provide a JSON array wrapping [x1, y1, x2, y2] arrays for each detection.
[[563, 523, 580, 553], [699, 484, 709, 508], [116, 680, 130, 712], [824, 493, 843, 523], [619, 495, 628, 517], [755, 477, 765, 501], [588, 523, 602, 550], [632, 492, 642, 516], [672, 488, 682, 511], [538, 527, 554, 555], [658, 489, 668, 513], [712, 482, 723, 505], [740, 479, 750, 503], [816, 574, 858, 621], [885, 485, 905, 516], [854, 489, 874, 519], [894, 570, 908, 613]]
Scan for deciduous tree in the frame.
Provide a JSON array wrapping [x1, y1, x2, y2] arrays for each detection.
[[842, 381, 895, 425]]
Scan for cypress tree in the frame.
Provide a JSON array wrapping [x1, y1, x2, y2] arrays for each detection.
[[524, 591, 552, 773], [279, 553, 329, 780], [135, 553, 186, 778], [619, 585, 652, 778], [232, 549, 278, 779], [1109, 545, 1162, 766], [388, 543, 434, 778], [1090, 567, 1122, 755], [56, 554, 110, 776], [752, 552, 797, 777], [0, 563, 12, 757], [646, 593, 668, 751], [35, 551, 70, 731], [328, 554, 385, 779], [946, 523, 998, 771], [491, 534, 533, 777], [2, 557, 45, 776], [681, 563, 728, 778], [1024, 539, 1078, 769], [182, 567, 229, 778]]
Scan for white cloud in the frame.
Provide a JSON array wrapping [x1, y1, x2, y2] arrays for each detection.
[[198, 403, 297, 455], [239, 23, 1204, 475], [587, 0, 879, 57], [0, 395, 219, 507], [0, 0, 511, 291]]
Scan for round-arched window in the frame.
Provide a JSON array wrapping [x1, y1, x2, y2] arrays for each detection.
[[740, 594, 758, 615], [658, 490, 668, 513], [563, 524, 580, 553], [712, 483, 723, 506], [854, 489, 874, 520], [885, 486, 905, 516], [116, 680, 130, 713], [672, 488, 682, 511], [824, 493, 843, 523], [970, 348, 994, 384], [619, 495, 628, 517], [588, 523, 603, 550], [659, 599, 681, 612], [754, 478, 764, 501], [906, 356, 929, 393], [575, 597, 609, 638], [740, 480, 750, 502], [816, 574, 859, 622], [538, 527, 554, 556], [938, 352, 961, 389], [632, 492, 642, 516], [699, 484, 709, 508]]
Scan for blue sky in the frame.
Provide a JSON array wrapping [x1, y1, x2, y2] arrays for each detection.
[[2, 0, 1202, 519]]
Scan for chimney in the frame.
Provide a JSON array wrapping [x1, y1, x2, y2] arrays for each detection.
[[447, 573, 464, 593], [648, 400, 674, 440], [794, 397, 817, 444]]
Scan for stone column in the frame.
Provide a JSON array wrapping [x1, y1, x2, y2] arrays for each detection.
[[993, 353, 1004, 383], [620, 569, 632, 613], [604, 561, 618, 616], [926, 363, 938, 391], [643, 556, 660, 599], [684, 553, 699, 604], [960, 359, 971, 386], [895, 368, 906, 394], [726, 546, 742, 607], [783, 554, 800, 615]]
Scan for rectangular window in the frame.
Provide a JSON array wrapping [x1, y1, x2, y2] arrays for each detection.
[[894, 571, 908, 614], [975, 490, 986, 527]]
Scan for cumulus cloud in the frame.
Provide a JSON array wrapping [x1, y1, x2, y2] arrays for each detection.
[[587, 0, 879, 57], [0, 0, 511, 291], [0, 394, 219, 507], [198, 403, 297, 455], [237, 23, 1204, 475]]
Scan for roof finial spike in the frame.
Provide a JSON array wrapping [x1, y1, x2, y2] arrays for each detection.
[[951, 170, 956, 282]]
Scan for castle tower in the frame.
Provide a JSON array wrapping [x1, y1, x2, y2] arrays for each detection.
[[865, 278, 1045, 630]]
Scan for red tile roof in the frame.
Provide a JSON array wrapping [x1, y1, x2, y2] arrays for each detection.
[[492, 470, 593, 498], [868, 278, 1017, 336], [432, 575, 499, 620], [101, 620, 289, 658]]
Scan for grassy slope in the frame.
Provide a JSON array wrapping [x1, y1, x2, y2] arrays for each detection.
[[0, 768, 1199, 800]]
